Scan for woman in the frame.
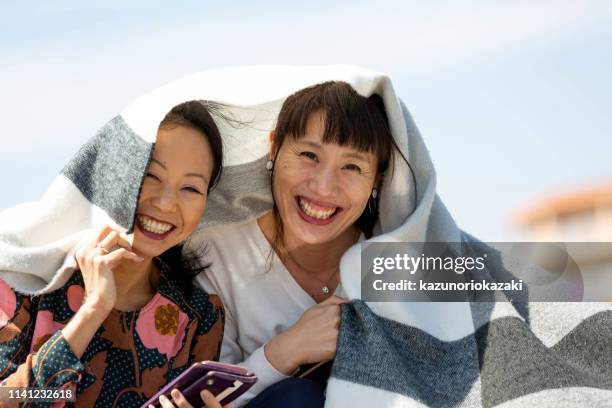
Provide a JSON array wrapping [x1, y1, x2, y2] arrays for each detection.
[[196, 81, 395, 407], [0, 101, 227, 408]]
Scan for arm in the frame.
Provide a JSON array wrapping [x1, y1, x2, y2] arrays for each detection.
[[1, 225, 141, 391], [195, 274, 289, 408], [220, 311, 289, 408], [0, 282, 84, 393], [214, 297, 347, 408], [63, 225, 142, 358], [264, 296, 348, 375]]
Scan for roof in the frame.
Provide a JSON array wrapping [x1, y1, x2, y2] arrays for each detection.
[[514, 181, 612, 226]]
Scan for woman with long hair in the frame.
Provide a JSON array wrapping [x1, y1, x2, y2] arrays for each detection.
[[0, 101, 227, 408]]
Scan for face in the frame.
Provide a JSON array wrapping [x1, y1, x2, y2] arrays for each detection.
[[133, 125, 214, 258], [272, 111, 378, 245]]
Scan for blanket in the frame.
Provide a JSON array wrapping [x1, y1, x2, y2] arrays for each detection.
[[0, 65, 610, 407]]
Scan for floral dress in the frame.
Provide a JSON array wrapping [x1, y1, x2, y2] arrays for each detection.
[[0, 262, 224, 407]]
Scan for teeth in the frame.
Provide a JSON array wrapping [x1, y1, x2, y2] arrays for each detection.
[[299, 198, 337, 220], [138, 215, 173, 235]]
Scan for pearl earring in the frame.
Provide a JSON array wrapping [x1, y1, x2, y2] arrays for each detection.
[[265, 160, 274, 171], [372, 188, 378, 199]]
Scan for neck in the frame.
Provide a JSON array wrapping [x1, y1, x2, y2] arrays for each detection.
[[258, 210, 359, 274], [112, 257, 159, 311]]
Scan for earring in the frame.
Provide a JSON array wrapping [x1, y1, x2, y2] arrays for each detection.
[[265, 160, 274, 171], [368, 196, 377, 213], [372, 188, 378, 199]]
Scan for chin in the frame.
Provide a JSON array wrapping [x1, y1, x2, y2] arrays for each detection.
[[131, 244, 161, 259], [290, 223, 342, 245], [132, 236, 172, 259]]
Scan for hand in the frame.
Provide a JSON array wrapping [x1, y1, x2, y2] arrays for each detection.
[[153, 389, 231, 408], [265, 295, 349, 375], [75, 225, 142, 313]]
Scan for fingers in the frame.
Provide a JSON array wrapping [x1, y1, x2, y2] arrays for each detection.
[[97, 230, 133, 252], [94, 225, 114, 245], [80, 226, 142, 271], [200, 390, 222, 408], [159, 394, 176, 408], [96, 228, 140, 268], [171, 389, 194, 408], [78, 226, 129, 261], [319, 295, 350, 306], [96, 248, 143, 269]]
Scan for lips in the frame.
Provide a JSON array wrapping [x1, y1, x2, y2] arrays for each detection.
[[295, 196, 341, 225], [136, 214, 176, 240]]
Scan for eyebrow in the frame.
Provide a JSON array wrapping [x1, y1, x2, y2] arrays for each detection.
[[150, 158, 209, 183], [297, 140, 370, 162], [151, 158, 167, 169]]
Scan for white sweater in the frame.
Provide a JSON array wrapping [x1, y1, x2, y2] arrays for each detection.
[[194, 219, 346, 407]]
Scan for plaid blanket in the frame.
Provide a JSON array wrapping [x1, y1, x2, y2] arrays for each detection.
[[1, 65, 610, 407]]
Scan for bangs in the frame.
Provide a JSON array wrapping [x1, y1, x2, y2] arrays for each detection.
[[275, 81, 392, 173]]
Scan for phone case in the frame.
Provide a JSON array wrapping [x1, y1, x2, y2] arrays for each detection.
[[141, 361, 257, 408], [181, 371, 258, 407]]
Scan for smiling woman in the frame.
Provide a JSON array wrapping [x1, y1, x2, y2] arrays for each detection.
[[196, 81, 397, 407], [0, 101, 228, 408], [135, 126, 212, 255], [143, 102, 224, 298]]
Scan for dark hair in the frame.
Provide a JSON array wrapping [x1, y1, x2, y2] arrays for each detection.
[[155, 100, 224, 297], [159, 100, 224, 193], [270, 81, 394, 255]]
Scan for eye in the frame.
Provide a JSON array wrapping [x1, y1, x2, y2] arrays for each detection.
[[343, 163, 362, 173], [182, 186, 203, 195], [145, 172, 160, 181], [300, 151, 318, 162]]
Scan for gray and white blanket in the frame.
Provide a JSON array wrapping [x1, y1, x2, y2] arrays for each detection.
[[0, 65, 610, 407]]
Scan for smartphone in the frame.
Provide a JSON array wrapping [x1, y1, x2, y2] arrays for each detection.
[[142, 361, 257, 408]]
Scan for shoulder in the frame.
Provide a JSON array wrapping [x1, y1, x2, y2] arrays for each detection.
[[34, 271, 85, 321], [190, 285, 224, 316], [194, 218, 262, 249], [193, 218, 269, 275], [0, 277, 26, 329], [193, 219, 272, 292]]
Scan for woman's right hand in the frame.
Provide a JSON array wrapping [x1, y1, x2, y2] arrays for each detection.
[[75, 225, 142, 313], [63, 226, 144, 358], [154, 389, 230, 408], [264, 295, 349, 375]]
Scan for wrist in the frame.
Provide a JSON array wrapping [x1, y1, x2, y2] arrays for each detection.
[[265, 331, 302, 375], [80, 299, 113, 320]]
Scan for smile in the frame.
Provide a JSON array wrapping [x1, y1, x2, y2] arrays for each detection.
[[137, 214, 176, 240], [296, 196, 341, 224]]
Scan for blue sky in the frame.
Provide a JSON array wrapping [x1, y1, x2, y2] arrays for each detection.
[[1, 1, 611, 240]]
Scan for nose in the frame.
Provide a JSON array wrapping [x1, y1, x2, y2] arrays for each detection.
[[152, 185, 178, 213], [308, 164, 339, 198]]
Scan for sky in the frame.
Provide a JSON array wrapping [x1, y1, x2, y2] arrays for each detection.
[[1, 0, 611, 240]]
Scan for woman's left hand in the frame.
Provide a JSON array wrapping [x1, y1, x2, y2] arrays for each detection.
[[152, 389, 231, 408]]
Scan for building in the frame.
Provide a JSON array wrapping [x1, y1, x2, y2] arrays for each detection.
[[513, 181, 612, 302]]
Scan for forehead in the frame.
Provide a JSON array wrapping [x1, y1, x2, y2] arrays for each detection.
[[154, 126, 213, 168], [290, 112, 377, 161]]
